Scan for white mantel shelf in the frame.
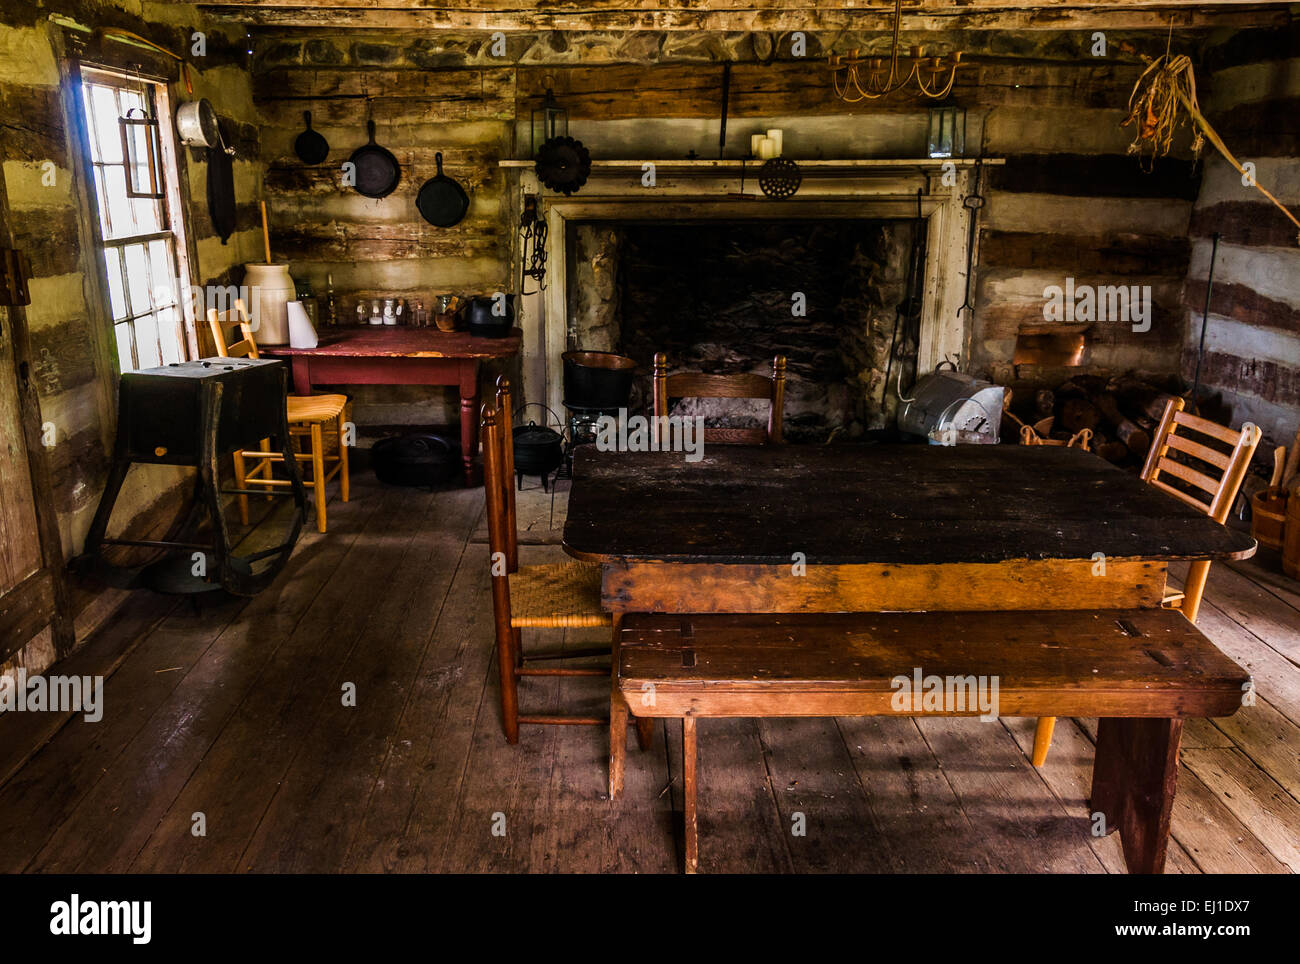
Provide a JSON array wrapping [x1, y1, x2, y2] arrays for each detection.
[[500, 158, 1004, 171]]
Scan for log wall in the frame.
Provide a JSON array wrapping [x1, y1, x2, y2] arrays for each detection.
[[0, 1, 259, 671], [1182, 25, 1300, 445]]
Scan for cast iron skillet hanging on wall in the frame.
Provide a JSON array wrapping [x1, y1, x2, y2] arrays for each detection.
[[294, 111, 329, 165], [415, 152, 469, 227], [349, 119, 400, 198]]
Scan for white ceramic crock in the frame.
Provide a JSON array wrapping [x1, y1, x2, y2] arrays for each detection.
[[243, 263, 295, 345]]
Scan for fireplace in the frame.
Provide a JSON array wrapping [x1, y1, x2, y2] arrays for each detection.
[[504, 159, 982, 427], [566, 219, 921, 441]]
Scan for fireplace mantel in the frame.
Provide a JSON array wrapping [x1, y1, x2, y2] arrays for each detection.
[[499, 158, 1000, 172], [503, 158, 1002, 418]]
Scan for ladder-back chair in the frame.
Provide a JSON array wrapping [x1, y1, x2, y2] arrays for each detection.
[[652, 352, 786, 444], [206, 301, 350, 533], [1031, 396, 1260, 767], [483, 376, 633, 744]]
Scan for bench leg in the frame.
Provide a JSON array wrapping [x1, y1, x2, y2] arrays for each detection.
[[683, 716, 698, 874], [1089, 717, 1181, 874], [609, 690, 628, 799]]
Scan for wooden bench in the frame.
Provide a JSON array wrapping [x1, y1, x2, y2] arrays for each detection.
[[611, 609, 1251, 874]]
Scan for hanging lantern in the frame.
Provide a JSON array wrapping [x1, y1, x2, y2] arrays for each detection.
[[119, 106, 165, 199], [530, 80, 568, 159], [926, 104, 966, 159]]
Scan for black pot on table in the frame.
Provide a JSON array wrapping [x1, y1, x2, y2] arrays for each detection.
[[467, 294, 515, 338]]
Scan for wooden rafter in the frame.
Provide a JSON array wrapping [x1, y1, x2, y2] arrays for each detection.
[[196, 1, 1293, 32]]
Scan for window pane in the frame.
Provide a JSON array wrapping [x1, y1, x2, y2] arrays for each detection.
[[103, 166, 136, 239], [134, 314, 162, 370], [114, 321, 135, 372], [131, 193, 162, 235], [103, 247, 127, 321], [157, 305, 183, 366], [148, 240, 175, 304], [123, 243, 151, 316], [90, 85, 122, 163]]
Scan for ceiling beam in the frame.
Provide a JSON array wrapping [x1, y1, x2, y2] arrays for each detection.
[[194, 2, 1293, 32]]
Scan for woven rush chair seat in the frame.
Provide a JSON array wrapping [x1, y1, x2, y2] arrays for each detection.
[[288, 394, 349, 423], [509, 562, 611, 629], [207, 300, 350, 533]]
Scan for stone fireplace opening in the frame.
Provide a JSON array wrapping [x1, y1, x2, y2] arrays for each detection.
[[566, 218, 922, 442]]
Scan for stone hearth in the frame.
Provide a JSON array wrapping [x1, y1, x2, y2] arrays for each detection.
[[567, 219, 920, 440]]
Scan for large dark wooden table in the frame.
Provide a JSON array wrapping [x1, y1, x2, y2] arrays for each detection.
[[563, 444, 1256, 614], [570, 443, 1257, 875], [262, 327, 522, 484]]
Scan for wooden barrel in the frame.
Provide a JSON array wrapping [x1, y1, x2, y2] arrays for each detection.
[[1252, 488, 1288, 550], [1284, 491, 1300, 580]]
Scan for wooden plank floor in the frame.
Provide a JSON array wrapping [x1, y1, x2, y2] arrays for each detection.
[[0, 474, 1296, 874]]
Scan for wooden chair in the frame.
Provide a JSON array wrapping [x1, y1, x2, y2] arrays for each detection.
[[484, 376, 642, 745], [1031, 396, 1260, 767], [206, 301, 350, 533], [652, 352, 786, 444]]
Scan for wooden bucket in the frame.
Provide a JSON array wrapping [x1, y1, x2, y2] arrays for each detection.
[[1251, 488, 1288, 550], [1284, 491, 1300, 580]]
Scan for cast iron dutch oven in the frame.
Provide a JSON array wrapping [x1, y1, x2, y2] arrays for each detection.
[[512, 420, 564, 478], [371, 434, 459, 489], [561, 350, 636, 409], [466, 293, 515, 338], [416, 152, 470, 227], [349, 120, 400, 199]]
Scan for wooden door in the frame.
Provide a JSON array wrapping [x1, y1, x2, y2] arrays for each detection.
[[0, 165, 74, 662]]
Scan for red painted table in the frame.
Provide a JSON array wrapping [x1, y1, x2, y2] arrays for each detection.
[[261, 326, 522, 484]]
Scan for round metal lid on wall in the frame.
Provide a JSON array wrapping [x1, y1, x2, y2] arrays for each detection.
[[535, 136, 592, 196]]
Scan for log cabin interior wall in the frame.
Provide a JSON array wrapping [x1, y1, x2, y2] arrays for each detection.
[[1182, 23, 1300, 442]]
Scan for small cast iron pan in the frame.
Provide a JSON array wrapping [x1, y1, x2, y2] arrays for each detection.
[[349, 119, 400, 199], [415, 152, 470, 227], [294, 111, 329, 165]]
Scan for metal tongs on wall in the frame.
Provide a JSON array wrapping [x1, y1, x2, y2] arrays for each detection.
[[958, 157, 984, 320]]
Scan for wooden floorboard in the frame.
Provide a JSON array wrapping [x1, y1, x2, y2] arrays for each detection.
[[0, 477, 1295, 873]]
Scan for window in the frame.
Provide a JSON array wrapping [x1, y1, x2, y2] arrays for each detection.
[[78, 68, 194, 371]]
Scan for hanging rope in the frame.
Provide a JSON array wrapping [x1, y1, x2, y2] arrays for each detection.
[[1118, 40, 1300, 245]]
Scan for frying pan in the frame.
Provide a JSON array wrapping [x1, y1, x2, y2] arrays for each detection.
[[416, 152, 469, 227], [294, 111, 329, 165], [349, 120, 400, 198]]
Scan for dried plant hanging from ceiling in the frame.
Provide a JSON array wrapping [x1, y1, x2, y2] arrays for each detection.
[[828, 0, 962, 101], [1119, 40, 1300, 246]]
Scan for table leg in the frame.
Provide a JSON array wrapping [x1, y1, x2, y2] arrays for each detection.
[[459, 360, 480, 486], [289, 357, 312, 396], [683, 716, 699, 874], [1089, 717, 1182, 874]]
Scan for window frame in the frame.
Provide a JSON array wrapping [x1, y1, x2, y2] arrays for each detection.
[[77, 65, 198, 371]]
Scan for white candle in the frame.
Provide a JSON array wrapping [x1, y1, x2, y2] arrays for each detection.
[[750, 133, 765, 157], [758, 137, 776, 159], [766, 128, 783, 156]]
